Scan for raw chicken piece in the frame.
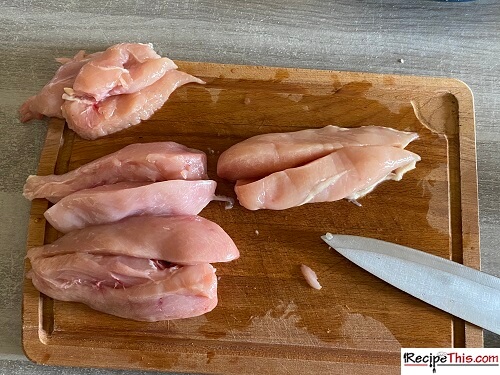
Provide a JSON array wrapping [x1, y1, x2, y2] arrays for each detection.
[[20, 43, 204, 140], [217, 126, 418, 180], [28, 215, 240, 265], [300, 264, 322, 290], [72, 43, 178, 101], [45, 180, 217, 233], [27, 252, 217, 321], [23, 142, 207, 202], [26, 253, 183, 288], [62, 69, 204, 140], [235, 145, 420, 210], [19, 50, 102, 122]]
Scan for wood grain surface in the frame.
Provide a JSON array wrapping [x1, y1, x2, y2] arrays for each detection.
[[1, 1, 499, 374], [22, 61, 480, 375]]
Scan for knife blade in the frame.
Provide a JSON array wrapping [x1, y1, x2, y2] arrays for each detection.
[[321, 234, 500, 335]]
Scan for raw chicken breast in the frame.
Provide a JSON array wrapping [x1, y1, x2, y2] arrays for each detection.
[[45, 180, 217, 233], [23, 142, 207, 202], [26, 253, 185, 288], [218, 126, 418, 180], [20, 43, 204, 140], [235, 145, 420, 210], [72, 43, 177, 101], [27, 252, 217, 321], [62, 69, 204, 140], [28, 215, 240, 265], [19, 50, 102, 122]]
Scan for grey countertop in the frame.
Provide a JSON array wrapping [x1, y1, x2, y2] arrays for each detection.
[[1, 0, 499, 373]]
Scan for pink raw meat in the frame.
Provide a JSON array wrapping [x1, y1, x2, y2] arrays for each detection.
[[72, 43, 177, 101], [235, 145, 420, 210], [28, 215, 240, 266], [217, 125, 418, 181], [300, 264, 322, 290], [19, 43, 204, 140], [44, 180, 217, 233], [23, 142, 207, 202], [19, 50, 101, 122], [27, 252, 217, 321], [62, 69, 204, 140]]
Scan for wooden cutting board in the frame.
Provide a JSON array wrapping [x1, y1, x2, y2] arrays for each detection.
[[22, 61, 480, 375]]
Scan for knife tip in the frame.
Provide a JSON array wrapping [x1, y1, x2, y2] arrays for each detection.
[[321, 233, 353, 250], [322, 232, 335, 241], [321, 232, 338, 247]]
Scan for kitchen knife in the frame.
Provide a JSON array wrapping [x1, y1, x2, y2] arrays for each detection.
[[321, 234, 500, 335]]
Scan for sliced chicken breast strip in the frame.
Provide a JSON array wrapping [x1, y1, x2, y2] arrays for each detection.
[[27, 254, 217, 321], [44, 180, 217, 233], [72, 43, 177, 101], [19, 50, 102, 122], [23, 142, 207, 202], [62, 69, 204, 140], [28, 215, 240, 265], [235, 145, 421, 210], [217, 125, 418, 181]]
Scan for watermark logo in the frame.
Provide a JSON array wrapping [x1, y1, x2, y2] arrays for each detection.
[[401, 348, 500, 374]]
